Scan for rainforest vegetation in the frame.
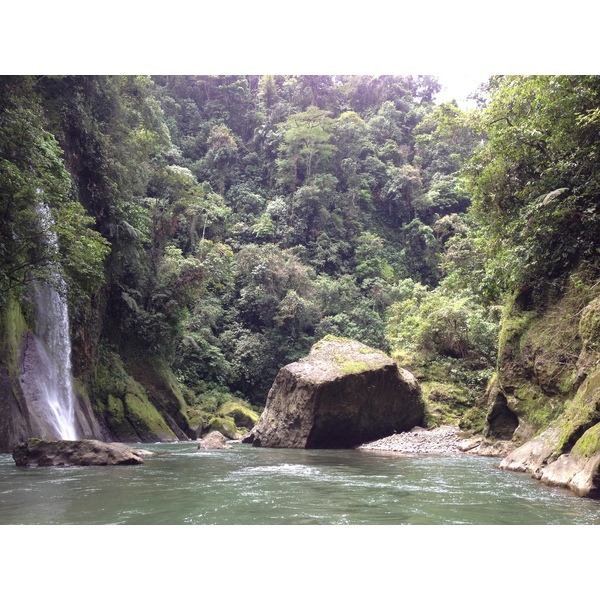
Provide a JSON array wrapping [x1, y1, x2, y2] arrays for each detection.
[[1, 75, 599, 438]]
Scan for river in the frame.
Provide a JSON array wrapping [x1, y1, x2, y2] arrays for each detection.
[[1, 442, 599, 525]]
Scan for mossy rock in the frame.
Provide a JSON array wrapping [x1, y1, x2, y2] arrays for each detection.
[[301, 335, 392, 381], [0, 295, 29, 378], [218, 401, 259, 429], [124, 392, 177, 442], [91, 351, 129, 401], [459, 405, 488, 434], [571, 422, 600, 459], [186, 408, 212, 430], [208, 416, 239, 440], [105, 394, 141, 441], [490, 280, 598, 440], [246, 336, 423, 449], [128, 355, 191, 435], [136, 356, 187, 412], [554, 364, 600, 455], [497, 297, 537, 359], [513, 382, 565, 431], [420, 382, 471, 427], [338, 359, 370, 374], [93, 350, 193, 440]]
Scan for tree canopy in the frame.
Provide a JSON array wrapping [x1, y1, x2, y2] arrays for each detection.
[[2, 73, 598, 425]]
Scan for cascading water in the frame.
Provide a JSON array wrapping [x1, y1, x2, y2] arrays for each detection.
[[22, 203, 79, 440], [31, 278, 78, 440]]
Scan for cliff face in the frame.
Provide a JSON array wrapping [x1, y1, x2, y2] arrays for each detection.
[[0, 295, 193, 451], [485, 275, 600, 497], [90, 350, 194, 443], [244, 336, 424, 449]]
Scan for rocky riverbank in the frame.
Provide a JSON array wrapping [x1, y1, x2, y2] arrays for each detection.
[[358, 426, 514, 456], [358, 425, 461, 454]]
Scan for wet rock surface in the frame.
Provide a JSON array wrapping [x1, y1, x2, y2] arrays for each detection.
[[12, 438, 144, 466], [198, 431, 231, 450]]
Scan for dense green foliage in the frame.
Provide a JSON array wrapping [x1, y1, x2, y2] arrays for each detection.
[[465, 76, 600, 304], [0, 77, 110, 303], [2, 74, 599, 435]]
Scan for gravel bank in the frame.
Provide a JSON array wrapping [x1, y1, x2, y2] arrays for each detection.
[[357, 425, 461, 454]]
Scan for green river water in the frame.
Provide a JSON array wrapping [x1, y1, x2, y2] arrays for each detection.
[[1, 442, 600, 525]]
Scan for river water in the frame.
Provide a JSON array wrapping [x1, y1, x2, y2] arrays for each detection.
[[1, 442, 599, 525]]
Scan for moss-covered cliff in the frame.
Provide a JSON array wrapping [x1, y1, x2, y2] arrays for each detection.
[[484, 271, 600, 497], [0, 292, 198, 450], [0, 296, 34, 451]]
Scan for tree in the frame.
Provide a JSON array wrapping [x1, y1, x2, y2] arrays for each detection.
[[354, 232, 394, 282], [383, 164, 424, 223], [204, 124, 239, 195], [258, 75, 279, 111], [386, 283, 498, 367], [0, 76, 109, 305], [275, 106, 336, 190], [464, 76, 600, 297]]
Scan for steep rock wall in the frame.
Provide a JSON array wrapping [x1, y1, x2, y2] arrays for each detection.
[[0, 296, 193, 450], [485, 278, 600, 497], [0, 297, 106, 451]]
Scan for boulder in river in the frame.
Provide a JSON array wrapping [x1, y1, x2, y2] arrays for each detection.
[[12, 438, 145, 467], [243, 336, 424, 449], [198, 431, 231, 450]]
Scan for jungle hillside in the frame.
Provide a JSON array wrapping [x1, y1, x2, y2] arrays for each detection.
[[1, 75, 599, 448]]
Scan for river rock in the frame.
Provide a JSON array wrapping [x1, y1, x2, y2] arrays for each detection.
[[198, 431, 231, 450], [481, 286, 600, 497], [358, 425, 460, 454], [539, 454, 599, 494], [12, 438, 144, 466], [131, 448, 155, 457], [243, 336, 424, 449], [500, 424, 600, 498]]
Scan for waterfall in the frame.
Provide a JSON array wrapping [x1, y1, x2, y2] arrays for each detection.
[[31, 279, 78, 440], [24, 203, 79, 440]]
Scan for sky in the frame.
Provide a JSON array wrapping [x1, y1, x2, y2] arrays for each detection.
[[435, 74, 490, 108]]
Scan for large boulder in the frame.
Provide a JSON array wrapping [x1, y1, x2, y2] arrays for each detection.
[[243, 336, 424, 448], [12, 439, 144, 467]]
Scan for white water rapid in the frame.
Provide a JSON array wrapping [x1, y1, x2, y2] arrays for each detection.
[[26, 203, 79, 440]]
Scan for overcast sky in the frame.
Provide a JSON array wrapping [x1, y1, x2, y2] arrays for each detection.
[[434, 74, 490, 108]]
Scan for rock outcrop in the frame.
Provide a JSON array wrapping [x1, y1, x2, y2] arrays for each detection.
[[483, 277, 600, 498], [243, 336, 424, 449], [0, 297, 106, 452], [498, 366, 600, 498], [12, 439, 144, 467], [198, 431, 231, 450]]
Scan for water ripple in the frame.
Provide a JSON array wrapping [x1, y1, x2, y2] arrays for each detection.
[[2, 445, 600, 524], [239, 463, 320, 476]]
